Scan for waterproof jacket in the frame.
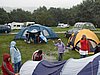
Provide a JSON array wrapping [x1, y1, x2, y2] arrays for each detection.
[[10, 41, 21, 64], [54, 42, 65, 53], [1, 53, 15, 75], [80, 39, 90, 52]]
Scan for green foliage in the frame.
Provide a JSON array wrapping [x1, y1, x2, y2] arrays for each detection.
[[0, 33, 68, 66], [0, 0, 100, 27], [9, 9, 33, 22], [0, 8, 10, 24], [51, 26, 73, 32]]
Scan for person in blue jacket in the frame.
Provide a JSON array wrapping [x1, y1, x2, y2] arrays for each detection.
[[10, 41, 22, 73]]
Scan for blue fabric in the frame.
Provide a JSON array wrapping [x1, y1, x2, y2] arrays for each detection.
[[14, 61, 22, 73], [10, 41, 21, 64], [32, 60, 66, 75], [78, 55, 100, 75], [14, 28, 27, 40], [14, 25, 58, 40], [39, 35, 47, 43]]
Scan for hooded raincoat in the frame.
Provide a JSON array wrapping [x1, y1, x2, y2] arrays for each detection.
[[10, 41, 21, 64], [1, 53, 15, 75]]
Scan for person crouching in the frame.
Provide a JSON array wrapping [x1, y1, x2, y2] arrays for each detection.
[[32, 50, 43, 61]]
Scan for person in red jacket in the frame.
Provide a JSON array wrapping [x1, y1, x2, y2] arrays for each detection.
[[1, 53, 19, 75], [79, 35, 90, 58], [32, 50, 43, 61]]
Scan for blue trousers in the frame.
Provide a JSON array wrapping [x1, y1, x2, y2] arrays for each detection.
[[14, 61, 22, 73]]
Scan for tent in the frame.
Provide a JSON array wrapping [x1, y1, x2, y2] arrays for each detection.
[[74, 29, 100, 54], [67, 29, 100, 54], [61, 52, 100, 75], [19, 53, 100, 75], [14, 24, 58, 40]]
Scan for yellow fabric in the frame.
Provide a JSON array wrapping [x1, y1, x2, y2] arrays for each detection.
[[74, 29, 100, 47], [68, 33, 75, 43]]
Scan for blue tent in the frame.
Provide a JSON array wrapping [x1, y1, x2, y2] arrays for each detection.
[[20, 53, 100, 75], [32, 60, 66, 75], [14, 24, 58, 40]]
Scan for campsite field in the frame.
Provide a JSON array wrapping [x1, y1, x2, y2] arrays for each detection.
[[0, 27, 100, 74]]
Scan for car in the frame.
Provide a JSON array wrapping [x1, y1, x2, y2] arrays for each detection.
[[57, 23, 70, 28], [0, 25, 11, 33], [65, 22, 96, 37]]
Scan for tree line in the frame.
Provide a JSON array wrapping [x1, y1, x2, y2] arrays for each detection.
[[0, 0, 100, 27]]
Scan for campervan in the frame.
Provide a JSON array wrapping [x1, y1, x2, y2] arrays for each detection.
[[65, 22, 96, 37], [57, 23, 69, 28], [7, 22, 24, 30], [25, 22, 35, 26]]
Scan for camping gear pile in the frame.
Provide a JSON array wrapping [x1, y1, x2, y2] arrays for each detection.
[[20, 53, 100, 75]]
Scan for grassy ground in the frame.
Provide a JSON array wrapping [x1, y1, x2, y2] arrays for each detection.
[[0, 33, 68, 64], [51, 26, 73, 32], [0, 27, 100, 74], [0, 33, 69, 74]]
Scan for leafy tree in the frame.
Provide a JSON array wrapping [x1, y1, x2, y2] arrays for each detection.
[[0, 8, 10, 24], [33, 6, 56, 26], [9, 9, 33, 22], [0, 0, 100, 27]]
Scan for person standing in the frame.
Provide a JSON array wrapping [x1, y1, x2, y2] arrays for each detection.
[[10, 41, 22, 73], [66, 33, 74, 50], [1, 53, 19, 75], [79, 35, 90, 58], [53, 39, 65, 61]]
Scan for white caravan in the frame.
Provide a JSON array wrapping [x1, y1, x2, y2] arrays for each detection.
[[7, 22, 24, 30]]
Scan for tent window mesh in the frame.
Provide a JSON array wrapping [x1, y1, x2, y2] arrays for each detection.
[[43, 29, 49, 36]]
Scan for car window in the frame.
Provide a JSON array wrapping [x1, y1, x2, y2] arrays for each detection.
[[82, 23, 95, 30], [74, 24, 82, 29], [74, 23, 96, 30], [17, 25, 20, 27]]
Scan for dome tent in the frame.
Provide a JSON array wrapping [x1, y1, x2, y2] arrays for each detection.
[[74, 29, 99, 46], [67, 29, 100, 54], [19, 53, 100, 75], [14, 24, 58, 40], [74, 29, 100, 54]]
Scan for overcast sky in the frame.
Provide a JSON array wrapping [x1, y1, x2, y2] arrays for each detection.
[[0, 0, 84, 8]]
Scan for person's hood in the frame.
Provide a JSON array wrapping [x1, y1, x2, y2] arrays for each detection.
[[10, 41, 16, 47], [3, 53, 10, 62]]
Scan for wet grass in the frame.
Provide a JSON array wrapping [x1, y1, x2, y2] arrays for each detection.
[[0, 27, 100, 74]]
